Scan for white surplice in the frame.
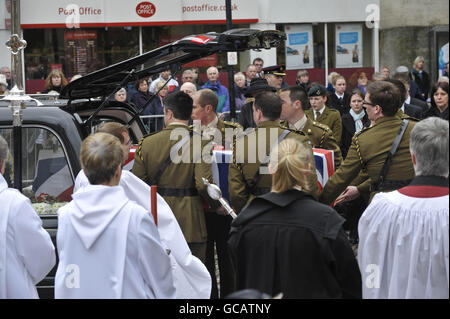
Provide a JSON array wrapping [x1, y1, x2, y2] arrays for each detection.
[[0, 174, 55, 299], [358, 189, 449, 299], [74, 170, 212, 299], [55, 184, 176, 298]]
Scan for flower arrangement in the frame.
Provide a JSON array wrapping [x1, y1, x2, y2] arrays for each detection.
[[31, 201, 68, 215]]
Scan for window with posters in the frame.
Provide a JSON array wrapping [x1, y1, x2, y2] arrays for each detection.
[[335, 24, 363, 68], [284, 24, 314, 70]]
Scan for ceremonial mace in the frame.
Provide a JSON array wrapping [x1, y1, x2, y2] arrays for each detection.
[[202, 178, 237, 219], [150, 185, 158, 226]]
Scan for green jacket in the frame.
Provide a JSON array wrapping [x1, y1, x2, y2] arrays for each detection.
[[280, 117, 343, 169], [305, 106, 342, 144], [319, 116, 416, 205], [228, 120, 319, 213], [132, 123, 214, 243]]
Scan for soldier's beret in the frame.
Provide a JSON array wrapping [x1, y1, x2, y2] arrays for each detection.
[[308, 85, 327, 97]]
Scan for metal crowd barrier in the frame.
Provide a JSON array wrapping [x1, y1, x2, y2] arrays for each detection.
[[139, 111, 242, 134]]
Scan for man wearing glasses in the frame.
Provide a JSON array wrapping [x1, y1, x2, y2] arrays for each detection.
[[252, 57, 264, 78], [319, 81, 417, 205]]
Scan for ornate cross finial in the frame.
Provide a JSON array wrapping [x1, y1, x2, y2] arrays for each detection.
[[5, 34, 27, 55]]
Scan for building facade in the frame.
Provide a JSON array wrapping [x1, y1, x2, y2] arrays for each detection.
[[0, 0, 448, 93]]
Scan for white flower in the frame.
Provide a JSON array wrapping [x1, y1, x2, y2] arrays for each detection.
[[32, 202, 68, 215]]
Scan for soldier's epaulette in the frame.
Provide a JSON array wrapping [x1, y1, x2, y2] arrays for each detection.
[[328, 108, 340, 113], [401, 114, 420, 122], [223, 120, 243, 129], [312, 121, 330, 132], [353, 125, 371, 137], [282, 126, 307, 136], [138, 130, 158, 144], [278, 120, 288, 127]]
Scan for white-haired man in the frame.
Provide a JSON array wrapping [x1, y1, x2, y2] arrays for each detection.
[[202, 66, 230, 113], [0, 136, 55, 298], [358, 117, 449, 299]]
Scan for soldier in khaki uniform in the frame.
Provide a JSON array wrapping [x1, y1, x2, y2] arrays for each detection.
[[319, 81, 417, 205], [228, 91, 319, 214], [191, 89, 242, 298], [132, 91, 214, 262], [305, 85, 343, 144], [279, 85, 343, 169]]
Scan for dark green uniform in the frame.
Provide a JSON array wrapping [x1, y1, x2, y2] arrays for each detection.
[[305, 107, 342, 144], [198, 117, 242, 298], [228, 120, 319, 213], [319, 116, 416, 205], [280, 117, 343, 169], [132, 123, 214, 262]]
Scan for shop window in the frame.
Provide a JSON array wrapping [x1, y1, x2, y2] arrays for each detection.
[[1, 127, 74, 215], [23, 27, 139, 81]]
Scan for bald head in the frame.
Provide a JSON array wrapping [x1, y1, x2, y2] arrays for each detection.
[[180, 82, 197, 97]]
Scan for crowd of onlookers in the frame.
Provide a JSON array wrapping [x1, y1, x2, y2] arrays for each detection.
[[2, 55, 448, 133]]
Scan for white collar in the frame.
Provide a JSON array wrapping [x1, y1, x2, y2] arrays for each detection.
[[335, 92, 344, 99], [317, 105, 326, 115], [405, 96, 411, 104]]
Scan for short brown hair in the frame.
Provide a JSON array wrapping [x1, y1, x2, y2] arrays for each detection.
[[196, 89, 218, 112], [80, 132, 124, 185], [366, 80, 401, 116], [97, 122, 128, 144]]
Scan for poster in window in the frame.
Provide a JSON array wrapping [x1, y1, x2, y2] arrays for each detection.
[[438, 42, 448, 78], [335, 24, 363, 68], [284, 25, 314, 70], [64, 30, 98, 77]]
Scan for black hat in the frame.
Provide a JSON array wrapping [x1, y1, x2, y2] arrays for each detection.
[[262, 64, 286, 76], [308, 84, 327, 97], [244, 78, 277, 97]]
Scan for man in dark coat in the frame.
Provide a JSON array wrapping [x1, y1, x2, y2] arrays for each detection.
[[237, 78, 276, 130], [228, 190, 362, 298]]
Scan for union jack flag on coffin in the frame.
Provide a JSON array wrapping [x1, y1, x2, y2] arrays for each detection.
[[123, 145, 137, 171], [32, 149, 73, 202], [313, 148, 335, 191], [211, 148, 335, 198]]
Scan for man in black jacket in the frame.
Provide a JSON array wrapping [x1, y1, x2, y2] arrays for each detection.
[[237, 78, 276, 130], [387, 79, 423, 119]]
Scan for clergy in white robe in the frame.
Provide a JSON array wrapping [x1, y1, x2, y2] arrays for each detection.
[[55, 132, 176, 298], [0, 137, 55, 298], [358, 117, 449, 299], [74, 169, 212, 299]]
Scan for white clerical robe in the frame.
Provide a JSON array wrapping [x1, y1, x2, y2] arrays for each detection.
[[55, 184, 176, 298], [74, 170, 211, 298], [0, 174, 55, 298], [358, 186, 449, 299]]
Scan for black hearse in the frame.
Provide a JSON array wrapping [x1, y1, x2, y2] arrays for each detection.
[[0, 29, 285, 298]]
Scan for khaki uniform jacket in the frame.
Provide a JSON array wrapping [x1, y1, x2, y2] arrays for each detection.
[[228, 120, 319, 213], [280, 118, 343, 169], [319, 116, 416, 205], [132, 123, 213, 243], [305, 107, 342, 144]]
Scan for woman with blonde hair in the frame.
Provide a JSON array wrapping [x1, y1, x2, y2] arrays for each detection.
[[228, 138, 362, 299], [43, 69, 68, 94], [411, 55, 431, 100]]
